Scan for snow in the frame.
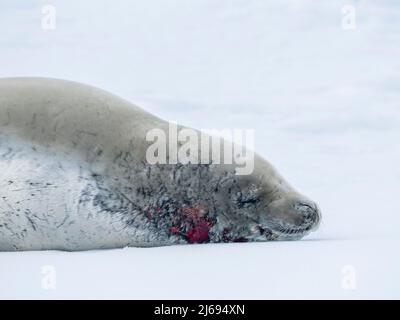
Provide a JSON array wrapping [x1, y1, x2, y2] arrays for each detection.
[[0, 0, 399, 299]]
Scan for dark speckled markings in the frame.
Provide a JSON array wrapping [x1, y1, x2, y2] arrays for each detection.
[[0, 78, 321, 251], [87, 162, 274, 245]]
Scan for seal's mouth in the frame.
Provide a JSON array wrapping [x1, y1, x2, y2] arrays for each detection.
[[249, 222, 316, 241], [248, 203, 321, 241], [263, 220, 318, 240], [268, 201, 321, 240]]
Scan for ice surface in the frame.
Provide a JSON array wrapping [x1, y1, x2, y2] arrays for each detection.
[[0, 0, 399, 299]]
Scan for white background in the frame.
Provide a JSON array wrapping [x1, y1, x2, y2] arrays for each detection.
[[0, 0, 399, 299]]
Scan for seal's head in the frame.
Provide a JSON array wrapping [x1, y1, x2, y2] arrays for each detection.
[[215, 167, 321, 242], [257, 192, 321, 240], [101, 161, 321, 245], [219, 191, 321, 243]]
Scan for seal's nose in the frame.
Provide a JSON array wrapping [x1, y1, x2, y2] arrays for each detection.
[[294, 202, 321, 231]]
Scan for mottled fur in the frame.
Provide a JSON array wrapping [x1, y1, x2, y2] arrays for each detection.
[[0, 78, 321, 251]]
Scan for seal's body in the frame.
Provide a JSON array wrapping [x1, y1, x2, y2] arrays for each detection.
[[0, 78, 321, 251]]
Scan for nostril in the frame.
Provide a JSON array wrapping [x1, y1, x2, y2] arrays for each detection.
[[294, 202, 320, 226]]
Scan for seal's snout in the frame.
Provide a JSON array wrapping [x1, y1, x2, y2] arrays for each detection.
[[261, 195, 321, 240], [293, 201, 321, 232]]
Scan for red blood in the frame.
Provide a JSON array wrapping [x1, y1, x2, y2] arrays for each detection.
[[169, 226, 180, 234], [186, 221, 210, 243], [182, 207, 204, 220]]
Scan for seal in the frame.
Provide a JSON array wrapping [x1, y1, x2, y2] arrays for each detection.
[[0, 78, 321, 251]]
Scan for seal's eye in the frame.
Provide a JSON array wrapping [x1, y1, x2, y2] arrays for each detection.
[[235, 192, 259, 208]]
